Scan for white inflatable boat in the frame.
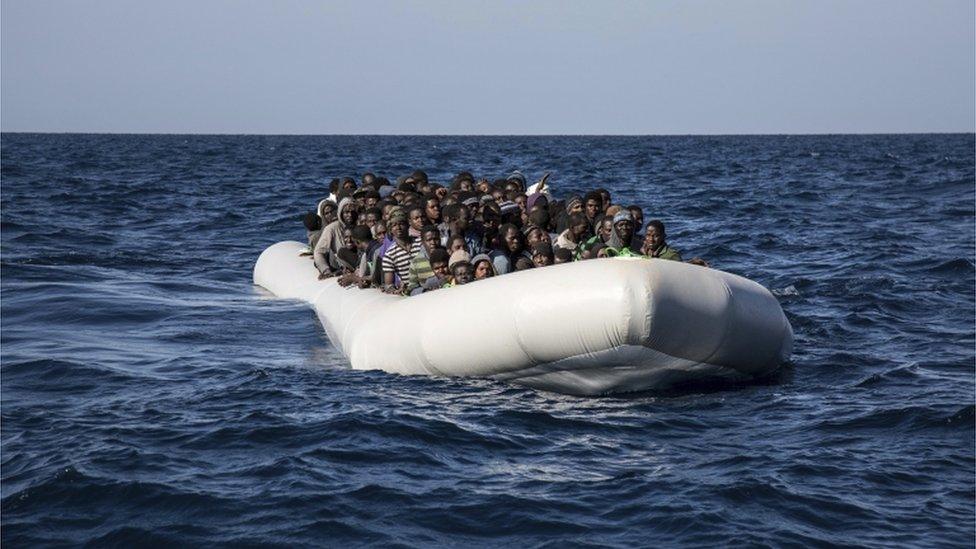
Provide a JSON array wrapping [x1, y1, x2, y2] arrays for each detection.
[[254, 241, 793, 396]]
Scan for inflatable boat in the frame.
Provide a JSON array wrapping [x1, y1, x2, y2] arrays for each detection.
[[254, 241, 793, 396]]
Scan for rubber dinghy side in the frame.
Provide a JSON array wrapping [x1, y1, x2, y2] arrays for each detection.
[[254, 241, 793, 395]]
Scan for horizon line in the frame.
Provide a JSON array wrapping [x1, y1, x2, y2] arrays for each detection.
[[2, 131, 974, 137]]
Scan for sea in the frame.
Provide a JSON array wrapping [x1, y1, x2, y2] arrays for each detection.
[[1, 133, 973, 547]]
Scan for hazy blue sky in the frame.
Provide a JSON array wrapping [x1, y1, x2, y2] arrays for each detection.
[[2, 0, 973, 134]]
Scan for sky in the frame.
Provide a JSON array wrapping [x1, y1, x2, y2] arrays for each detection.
[[1, 0, 974, 134]]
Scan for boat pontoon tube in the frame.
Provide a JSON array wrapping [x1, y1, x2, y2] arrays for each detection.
[[254, 241, 793, 395]]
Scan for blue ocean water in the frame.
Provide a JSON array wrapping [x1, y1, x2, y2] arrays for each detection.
[[1, 133, 973, 547]]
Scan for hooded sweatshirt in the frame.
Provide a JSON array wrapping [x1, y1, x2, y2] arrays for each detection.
[[314, 197, 355, 274]]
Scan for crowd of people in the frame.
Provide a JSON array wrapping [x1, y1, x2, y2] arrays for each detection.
[[300, 170, 703, 295]]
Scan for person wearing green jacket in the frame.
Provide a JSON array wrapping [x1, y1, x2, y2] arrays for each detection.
[[606, 211, 643, 257], [641, 220, 682, 261]]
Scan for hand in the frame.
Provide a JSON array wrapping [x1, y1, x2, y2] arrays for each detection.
[[536, 172, 550, 191]]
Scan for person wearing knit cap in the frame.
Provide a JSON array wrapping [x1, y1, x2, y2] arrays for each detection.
[[526, 192, 548, 213], [564, 195, 583, 216], [448, 249, 471, 271], [470, 253, 497, 280], [498, 200, 519, 218], [529, 242, 555, 268], [506, 170, 527, 191], [606, 210, 643, 256], [522, 224, 551, 247]]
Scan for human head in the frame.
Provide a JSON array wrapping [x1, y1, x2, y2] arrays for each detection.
[[451, 262, 474, 285], [338, 198, 359, 226], [372, 221, 387, 241], [586, 242, 609, 259], [421, 226, 442, 255], [408, 207, 425, 232], [442, 204, 468, 232], [595, 188, 611, 210], [584, 191, 603, 220], [553, 248, 573, 264], [597, 215, 613, 242], [424, 195, 441, 224], [530, 242, 554, 267], [524, 225, 549, 247], [429, 248, 451, 279], [341, 227, 355, 249], [362, 172, 376, 189], [341, 177, 357, 193], [497, 223, 525, 255], [565, 195, 583, 215], [514, 256, 535, 271], [318, 199, 338, 226], [645, 220, 667, 252], [448, 234, 468, 254], [389, 213, 409, 240], [351, 225, 373, 251], [471, 254, 496, 279], [568, 212, 589, 239], [628, 205, 644, 230], [612, 211, 635, 245], [364, 207, 382, 228], [303, 211, 321, 232], [528, 209, 550, 232]]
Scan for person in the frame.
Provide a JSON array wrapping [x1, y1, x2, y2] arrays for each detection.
[[554, 213, 590, 259], [583, 191, 603, 225], [514, 256, 535, 271], [523, 224, 550, 247], [529, 242, 554, 268], [314, 197, 358, 277], [471, 254, 497, 279], [302, 211, 322, 252], [337, 226, 380, 289], [317, 199, 338, 228], [406, 226, 444, 293], [447, 234, 468, 255], [381, 212, 422, 293], [490, 223, 527, 275], [440, 204, 482, 255], [423, 195, 441, 225], [362, 207, 382, 229], [595, 188, 611, 211], [583, 242, 610, 260], [596, 215, 613, 243], [407, 207, 425, 238], [449, 260, 474, 286], [606, 211, 642, 256], [553, 248, 573, 264], [627, 205, 644, 236], [642, 220, 682, 261], [410, 248, 451, 295]]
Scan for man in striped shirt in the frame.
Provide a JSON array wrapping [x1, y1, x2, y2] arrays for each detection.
[[381, 211, 422, 294]]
